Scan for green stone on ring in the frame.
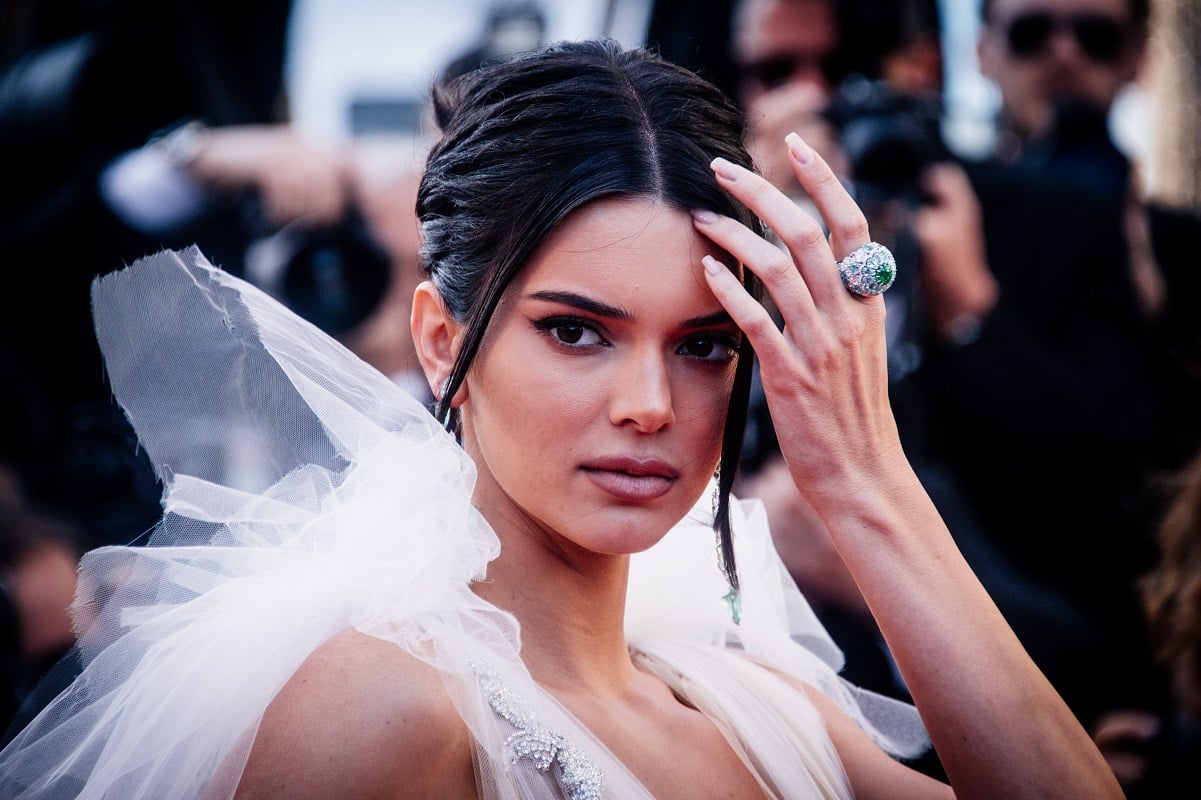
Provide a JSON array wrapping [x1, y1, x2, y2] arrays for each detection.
[[837, 242, 897, 297]]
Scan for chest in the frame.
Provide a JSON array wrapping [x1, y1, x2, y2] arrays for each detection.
[[591, 705, 770, 800]]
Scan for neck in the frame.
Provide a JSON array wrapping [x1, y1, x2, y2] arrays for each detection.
[[472, 510, 640, 695]]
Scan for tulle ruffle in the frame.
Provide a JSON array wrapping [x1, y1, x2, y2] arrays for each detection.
[[0, 248, 927, 799]]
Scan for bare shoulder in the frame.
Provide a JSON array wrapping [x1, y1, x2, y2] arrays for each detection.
[[235, 628, 476, 799]]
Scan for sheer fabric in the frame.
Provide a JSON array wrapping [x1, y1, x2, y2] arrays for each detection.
[[0, 248, 927, 798]]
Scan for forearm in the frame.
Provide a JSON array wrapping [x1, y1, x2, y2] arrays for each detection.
[[816, 463, 1124, 799], [693, 135, 1123, 797]]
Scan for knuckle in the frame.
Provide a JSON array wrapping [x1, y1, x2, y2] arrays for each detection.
[[834, 215, 871, 244], [807, 167, 840, 194], [758, 252, 795, 283], [783, 222, 827, 253], [819, 312, 862, 351], [741, 314, 778, 341]]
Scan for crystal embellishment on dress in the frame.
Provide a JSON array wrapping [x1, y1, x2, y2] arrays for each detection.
[[472, 662, 605, 800]]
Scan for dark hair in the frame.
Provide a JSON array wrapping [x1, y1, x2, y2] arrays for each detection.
[[1141, 447, 1201, 717], [417, 38, 763, 590], [981, 0, 1151, 27]]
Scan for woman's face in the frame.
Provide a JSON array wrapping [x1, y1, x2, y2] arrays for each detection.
[[460, 197, 740, 558]]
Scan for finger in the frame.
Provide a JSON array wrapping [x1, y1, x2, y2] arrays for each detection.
[[690, 208, 819, 331], [710, 155, 846, 314], [699, 254, 791, 365], [784, 132, 871, 264]]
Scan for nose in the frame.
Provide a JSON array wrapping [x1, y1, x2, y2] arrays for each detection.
[[1048, 26, 1087, 62], [609, 348, 675, 433]]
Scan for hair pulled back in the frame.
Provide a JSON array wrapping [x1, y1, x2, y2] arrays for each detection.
[[417, 38, 762, 591]]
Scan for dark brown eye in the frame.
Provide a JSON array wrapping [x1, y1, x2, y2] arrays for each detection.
[[555, 325, 585, 345], [679, 335, 738, 362], [534, 317, 604, 347]]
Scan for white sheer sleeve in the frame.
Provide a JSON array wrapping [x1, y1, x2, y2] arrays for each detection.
[[0, 248, 520, 798]]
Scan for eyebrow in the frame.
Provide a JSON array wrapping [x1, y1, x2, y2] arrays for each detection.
[[528, 290, 631, 320], [683, 309, 736, 329], [527, 290, 734, 329]]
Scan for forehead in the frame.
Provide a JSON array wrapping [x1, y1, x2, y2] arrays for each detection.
[[514, 197, 726, 304], [733, 0, 837, 62], [988, 0, 1131, 20]]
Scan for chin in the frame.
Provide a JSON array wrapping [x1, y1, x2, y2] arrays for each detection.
[[564, 495, 698, 556]]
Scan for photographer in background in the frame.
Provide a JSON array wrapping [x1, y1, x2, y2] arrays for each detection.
[[0, 1, 394, 553], [919, 1, 1201, 793], [728, 1, 1201, 792], [729, 0, 964, 782]]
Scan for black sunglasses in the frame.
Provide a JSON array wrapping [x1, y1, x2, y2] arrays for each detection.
[[738, 54, 842, 92], [1002, 11, 1131, 63]]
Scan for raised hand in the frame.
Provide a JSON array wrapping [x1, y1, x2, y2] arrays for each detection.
[[692, 132, 905, 511], [694, 135, 1125, 799]]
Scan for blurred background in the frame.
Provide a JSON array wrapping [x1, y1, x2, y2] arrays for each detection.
[[2, 1, 1201, 794], [280, 0, 1200, 210]]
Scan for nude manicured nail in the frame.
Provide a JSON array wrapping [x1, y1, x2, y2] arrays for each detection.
[[691, 209, 717, 224], [786, 132, 813, 164], [710, 157, 739, 181]]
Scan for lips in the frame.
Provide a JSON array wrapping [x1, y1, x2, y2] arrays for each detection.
[[580, 456, 678, 503]]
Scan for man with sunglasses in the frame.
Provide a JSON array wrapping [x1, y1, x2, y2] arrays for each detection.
[[978, 0, 1147, 158], [914, 0, 1201, 792], [726, 0, 846, 204], [721, 0, 1200, 792]]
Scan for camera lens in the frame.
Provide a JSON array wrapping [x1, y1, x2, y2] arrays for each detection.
[[827, 75, 945, 199], [279, 215, 391, 336]]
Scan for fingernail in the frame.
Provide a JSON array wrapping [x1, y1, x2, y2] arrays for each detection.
[[786, 132, 813, 164], [691, 208, 717, 225], [702, 255, 723, 276], [711, 157, 739, 181]]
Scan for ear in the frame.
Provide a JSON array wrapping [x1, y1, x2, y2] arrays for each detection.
[[410, 280, 467, 407]]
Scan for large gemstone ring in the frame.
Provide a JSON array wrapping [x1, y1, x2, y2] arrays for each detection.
[[837, 242, 896, 297]]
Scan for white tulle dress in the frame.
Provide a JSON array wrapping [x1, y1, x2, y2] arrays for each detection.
[[0, 248, 928, 799]]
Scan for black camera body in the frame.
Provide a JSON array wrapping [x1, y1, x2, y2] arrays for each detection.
[[245, 207, 392, 337], [825, 73, 948, 201]]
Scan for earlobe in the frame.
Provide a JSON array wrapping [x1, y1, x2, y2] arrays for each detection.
[[410, 280, 466, 404]]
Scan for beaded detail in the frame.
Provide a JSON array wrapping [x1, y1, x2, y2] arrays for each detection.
[[472, 662, 605, 800]]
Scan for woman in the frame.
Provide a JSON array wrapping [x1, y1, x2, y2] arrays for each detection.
[[0, 40, 1119, 798]]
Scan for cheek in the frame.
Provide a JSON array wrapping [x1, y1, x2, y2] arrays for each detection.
[[511, 364, 601, 433], [474, 351, 602, 462], [674, 369, 734, 469]]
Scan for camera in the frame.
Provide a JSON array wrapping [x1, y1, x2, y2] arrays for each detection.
[[245, 207, 392, 337], [824, 73, 948, 201]]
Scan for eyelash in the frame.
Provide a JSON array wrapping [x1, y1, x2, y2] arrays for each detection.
[[534, 317, 605, 348], [679, 333, 741, 364], [533, 316, 740, 364]]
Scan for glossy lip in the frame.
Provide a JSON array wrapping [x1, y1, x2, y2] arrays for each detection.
[[580, 456, 679, 503]]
